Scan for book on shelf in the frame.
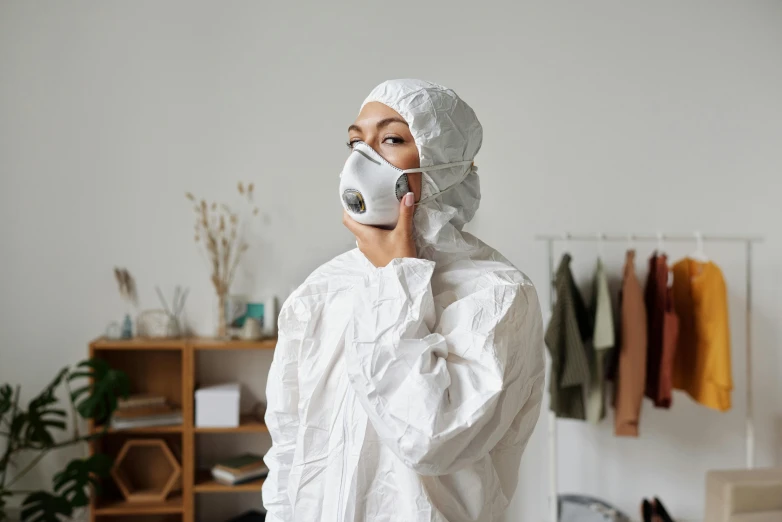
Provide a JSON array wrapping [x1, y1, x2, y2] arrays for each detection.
[[111, 404, 182, 430], [117, 393, 167, 410], [213, 453, 265, 474], [211, 453, 268, 485], [211, 467, 268, 485]]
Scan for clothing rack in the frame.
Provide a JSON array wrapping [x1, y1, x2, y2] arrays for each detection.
[[535, 233, 764, 522]]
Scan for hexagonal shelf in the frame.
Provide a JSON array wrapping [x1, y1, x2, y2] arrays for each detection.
[[111, 439, 182, 503]]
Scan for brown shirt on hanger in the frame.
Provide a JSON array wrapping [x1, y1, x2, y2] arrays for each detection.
[[614, 250, 648, 437], [644, 253, 679, 408]]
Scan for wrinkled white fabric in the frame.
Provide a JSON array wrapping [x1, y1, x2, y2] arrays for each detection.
[[263, 79, 545, 522]]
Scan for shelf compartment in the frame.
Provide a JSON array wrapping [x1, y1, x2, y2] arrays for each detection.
[[111, 439, 182, 503], [92, 350, 183, 418], [194, 415, 267, 433], [194, 470, 265, 493]]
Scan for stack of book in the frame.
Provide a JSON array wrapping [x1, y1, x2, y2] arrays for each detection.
[[111, 394, 183, 430], [211, 454, 268, 486]]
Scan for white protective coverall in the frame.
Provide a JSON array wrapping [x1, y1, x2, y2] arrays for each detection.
[[262, 79, 545, 522]]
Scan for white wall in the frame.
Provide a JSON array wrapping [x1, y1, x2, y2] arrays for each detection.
[[1, 1, 781, 520]]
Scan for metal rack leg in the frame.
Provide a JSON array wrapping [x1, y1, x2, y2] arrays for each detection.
[[548, 411, 558, 522], [745, 241, 754, 469], [547, 239, 558, 522]]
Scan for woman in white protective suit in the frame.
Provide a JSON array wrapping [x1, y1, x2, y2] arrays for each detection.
[[262, 79, 545, 522]]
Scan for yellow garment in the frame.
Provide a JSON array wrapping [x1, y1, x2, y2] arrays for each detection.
[[672, 258, 732, 411]]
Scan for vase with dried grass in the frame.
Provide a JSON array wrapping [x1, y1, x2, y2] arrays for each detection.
[[187, 182, 259, 338], [114, 268, 138, 338]]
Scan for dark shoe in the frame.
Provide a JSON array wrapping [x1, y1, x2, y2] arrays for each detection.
[[653, 497, 674, 522], [641, 499, 654, 522]]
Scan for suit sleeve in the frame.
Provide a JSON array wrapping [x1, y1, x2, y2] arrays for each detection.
[[344, 257, 545, 476]]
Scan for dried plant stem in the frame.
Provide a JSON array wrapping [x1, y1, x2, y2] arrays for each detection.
[[221, 238, 231, 292], [155, 286, 172, 315], [187, 184, 259, 337], [226, 244, 245, 291]]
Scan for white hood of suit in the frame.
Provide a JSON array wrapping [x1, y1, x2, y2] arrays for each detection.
[[263, 79, 545, 522], [362, 79, 484, 261]]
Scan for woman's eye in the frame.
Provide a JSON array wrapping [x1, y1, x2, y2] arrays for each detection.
[[383, 136, 403, 145], [346, 140, 360, 149]]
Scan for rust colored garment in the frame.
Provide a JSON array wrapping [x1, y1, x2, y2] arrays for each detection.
[[644, 253, 680, 408], [614, 250, 648, 437], [672, 259, 732, 411]]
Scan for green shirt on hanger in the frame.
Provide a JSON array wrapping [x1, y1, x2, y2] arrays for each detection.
[[587, 258, 615, 423], [545, 253, 592, 420]]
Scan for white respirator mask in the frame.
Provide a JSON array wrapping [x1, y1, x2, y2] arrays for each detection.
[[339, 141, 474, 227]]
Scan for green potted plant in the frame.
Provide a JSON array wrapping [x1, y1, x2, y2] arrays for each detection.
[[0, 359, 129, 521]]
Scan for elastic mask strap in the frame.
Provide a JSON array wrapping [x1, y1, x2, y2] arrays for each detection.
[[401, 159, 473, 174], [415, 163, 476, 206]]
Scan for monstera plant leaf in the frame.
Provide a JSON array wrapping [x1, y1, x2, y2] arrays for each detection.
[[1, 360, 127, 522], [8, 408, 27, 447], [69, 359, 129, 422], [0, 384, 12, 418], [52, 453, 112, 508], [0, 490, 11, 522], [22, 369, 68, 449], [19, 492, 72, 522]]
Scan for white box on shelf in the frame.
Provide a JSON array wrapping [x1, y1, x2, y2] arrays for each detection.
[[195, 383, 241, 428]]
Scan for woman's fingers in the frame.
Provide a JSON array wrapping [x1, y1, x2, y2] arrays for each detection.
[[344, 208, 415, 266]]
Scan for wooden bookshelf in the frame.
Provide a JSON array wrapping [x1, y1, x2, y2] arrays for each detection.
[[89, 337, 275, 522]]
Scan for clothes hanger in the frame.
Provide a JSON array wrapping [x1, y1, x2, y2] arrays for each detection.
[[690, 230, 710, 262]]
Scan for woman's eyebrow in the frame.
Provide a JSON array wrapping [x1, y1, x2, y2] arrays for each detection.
[[376, 117, 408, 129], [348, 117, 408, 134]]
